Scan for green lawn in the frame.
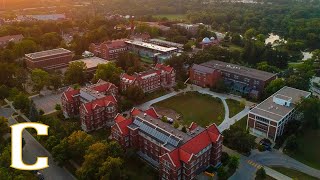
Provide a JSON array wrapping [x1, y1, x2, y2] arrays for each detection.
[[154, 92, 225, 127], [143, 89, 169, 103], [226, 99, 245, 118], [233, 116, 248, 131], [271, 167, 319, 180], [153, 14, 187, 21], [286, 129, 320, 170]]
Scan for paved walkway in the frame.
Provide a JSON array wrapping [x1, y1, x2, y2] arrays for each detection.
[[137, 84, 253, 132]]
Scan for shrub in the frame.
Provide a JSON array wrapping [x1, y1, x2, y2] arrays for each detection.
[[221, 152, 230, 165], [256, 168, 267, 180], [55, 104, 61, 111], [173, 121, 179, 129], [39, 109, 45, 116]]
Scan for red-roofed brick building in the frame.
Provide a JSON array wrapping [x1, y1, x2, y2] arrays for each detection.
[[120, 63, 176, 93], [111, 107, 223, 180], [61, 79, 119, 131], [89, 39, 128, 60]]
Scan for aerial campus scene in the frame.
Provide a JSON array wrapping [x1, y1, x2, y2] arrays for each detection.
[[0, 0, 320, 180]]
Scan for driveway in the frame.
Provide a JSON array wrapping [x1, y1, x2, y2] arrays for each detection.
[[31, 92, 63, 114], [0, 108, 76, 180]]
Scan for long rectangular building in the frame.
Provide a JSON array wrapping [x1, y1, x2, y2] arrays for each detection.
[[25, 48, 73, 71], [247, 86, 311, 141], [190, 60, 277, 98]]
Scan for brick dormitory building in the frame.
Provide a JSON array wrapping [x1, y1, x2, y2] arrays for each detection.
[[111, 108, 223, 180], [25, 48, 73, 71], [247, 86, 311, 141], [89, 39, 128, 60], [189, 60, 277, 98], [61, 80, 118, 132], [120, 64, 176, 93]]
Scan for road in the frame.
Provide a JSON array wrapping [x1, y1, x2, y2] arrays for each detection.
[[0, 108, 76, 180]]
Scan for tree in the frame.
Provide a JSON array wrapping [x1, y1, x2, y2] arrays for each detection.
[[13, 93, 30, 113], [297, 97, 320, 129], [49, 72, 63, 91], [94, 63, 123, 85], [31, 68, 49, 92], [217, 166, 228, 180], [223, 126, 255, 154], [181, 126, 187, 133], [228, 155, 240, 170], [97, 157, 123, 180], [76, 142, 109, 180], [29, 100, 39, 122], [256, 168, 267, 180], [264, 78, 286, 98], [65, 61, 87, 85], [244, 28, 257, 40], [256, 61, 280, 73], [107, 141, 124, 158], [0, 117, 9, 137], [221, 152, 230, 165], [52, 139, 69, 166], [125, 85, 145, 103], [66, 131, 94, 159], [284, 135, 298, 152], [40, 32, 62, 49]]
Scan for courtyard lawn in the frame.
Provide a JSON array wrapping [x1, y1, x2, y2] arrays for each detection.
[[124, 156, 158, 180], [154, 92, 225, 127], [226, 99, 245, 118], [286, 129, 320, 170], [271, 167, 319, 180]]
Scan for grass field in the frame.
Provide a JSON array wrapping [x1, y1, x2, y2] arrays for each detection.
[[154, 92, 225, 127], [226, 99, 245, 118], [286, 129, 320, 170], [233, 116, 248, 131], [271, 167, 319, 180], [153, 14, 187, 21]]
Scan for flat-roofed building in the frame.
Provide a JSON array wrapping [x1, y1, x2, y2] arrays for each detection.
[[25, 48, 73, 71], [70, 57, 109, 73], [125, 40, 178, 63], [0, 34, 24, 47], [190, 60, 277, 98], [149, 38, 184, 50], [247, 86, 311, 141]]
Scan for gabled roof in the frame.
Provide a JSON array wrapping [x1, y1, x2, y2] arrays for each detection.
[[82, 95, 117, 114], [101, 39, 127, 49], [155, 63, 174, 73], [188, 122, 198, 131], [114, 113, 127, 123], [179, 148, 192, 164], [130, 107, 142, 116], [121, 73, 136, 83], [117, 118, 133, 136], [145, 107, 160, 119], [63, 87, 80, 102], [90, 80, 116, 93], [167, 149, 182, 168]]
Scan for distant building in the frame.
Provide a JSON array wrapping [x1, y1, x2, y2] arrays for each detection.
[[69, 57, 109, 74], [17, 14, 66, 21], [200, 37, 219, 49], [175, 23, 200, 35], [125, 40, 178, 63], [190, 60, 277, 98], [130, 33, 151, 42], [143, 22, 170, 32], [120, 64, 176, 93], [149, 38, 184, 51], [111, 107, 223, 180], [247, 86, 311, 141], [89, 39, 128, 60], [61, 80, 118, 132], [0, 34, 24, 47], [25, 48, 73, 71]]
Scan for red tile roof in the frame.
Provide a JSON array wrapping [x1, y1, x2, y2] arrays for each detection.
[[82, 95, 117, 113], [121, 73, 136, 82], [91, 81, 116, 93], [102, 39, 127, 49], [130, 107, 142, 116], [63, 88, 80, 102], [117, 118, 133, 136], [178, 149, 192, 164], [188, 122, 198, 132], [145, 107, 160, 119], [167, 149, 182, 167], [155, 63, 173, 73], [114, 114, 126, 123]]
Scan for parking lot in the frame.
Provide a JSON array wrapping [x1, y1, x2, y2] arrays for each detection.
[[32, 92, 63, 114]]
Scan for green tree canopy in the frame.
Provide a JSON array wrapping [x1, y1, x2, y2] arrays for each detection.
[[65, 61, 87, 85]]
